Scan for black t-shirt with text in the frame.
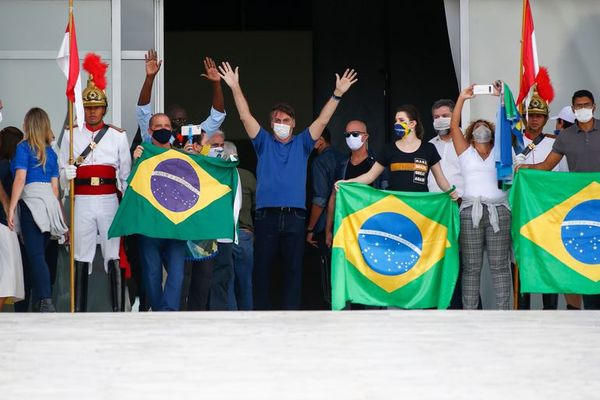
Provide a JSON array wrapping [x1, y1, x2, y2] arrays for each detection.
[[376, 142, 441, 191]]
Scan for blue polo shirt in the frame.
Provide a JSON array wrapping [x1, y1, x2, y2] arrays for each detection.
[[252, 127, 315, 209], [11, 141, 59, 184]]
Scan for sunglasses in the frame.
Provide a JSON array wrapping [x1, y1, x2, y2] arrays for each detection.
[[344, 131, 365, 138]]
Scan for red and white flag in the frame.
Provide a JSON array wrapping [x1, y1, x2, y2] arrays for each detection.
[[57, 14, 84, 134], [517, 0, 553, 105]]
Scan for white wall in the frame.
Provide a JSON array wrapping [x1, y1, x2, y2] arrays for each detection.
[[467, 0, 600, 123], [0, 0, 159, 146], [0, 0, 112, 137]]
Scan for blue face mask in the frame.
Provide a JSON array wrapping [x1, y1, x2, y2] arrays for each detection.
[[393, 122, 409, 139], [553, 129, 561, 135]]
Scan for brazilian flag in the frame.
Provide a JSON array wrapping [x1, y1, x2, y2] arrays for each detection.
[[331, 183, 459, 310], [510, 169, 600, 294], [108, 143, 238, 241]]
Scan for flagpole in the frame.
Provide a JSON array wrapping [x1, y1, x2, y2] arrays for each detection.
[[68, 0, 75, 313], [513, 0, 527, 310], [518, 0, 527, 113]]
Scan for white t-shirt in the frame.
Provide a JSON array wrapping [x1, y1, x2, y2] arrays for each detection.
[[427, 135, 464, 196], [523, 135, 569, 172], [458, 146, 506, 199]]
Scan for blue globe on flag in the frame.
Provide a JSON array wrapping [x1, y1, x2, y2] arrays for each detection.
[[561, 199, 600, 265], [357, 212, 423, 276], [151, 159, 200, 213]]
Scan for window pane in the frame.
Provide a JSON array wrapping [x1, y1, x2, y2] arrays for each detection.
[[0, 0, 111, 51], [122, 0, 154, 51]]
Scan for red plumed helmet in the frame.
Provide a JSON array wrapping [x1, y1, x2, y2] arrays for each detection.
[[82, 53, 109, 107]]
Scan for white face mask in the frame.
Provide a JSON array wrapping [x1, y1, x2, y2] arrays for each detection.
[[574, 108, 594, 123], [208, 146, 224, 158], [433, 117, 451, 135], [345, 135, 364, 151], [273, 123, 291, 139], [473, 125, 492, 143]]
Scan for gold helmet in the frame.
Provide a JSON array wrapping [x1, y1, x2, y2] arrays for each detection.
[[527, 87, 549, 117], [82, 53, 108, 108]]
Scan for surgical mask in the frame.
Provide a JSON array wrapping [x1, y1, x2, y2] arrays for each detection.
[[152, 128, 174, 145], [273, 123, 291, 139], [346, 135, 364, 151], [574, 108, 594, 123], [208, 146, 224, 158], [472, 125, 492, 143], [433, 117, 451, 136], [393, 122, 410, 140]]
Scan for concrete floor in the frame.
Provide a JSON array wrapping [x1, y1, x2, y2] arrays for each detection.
[[1, 311, 599, 399]]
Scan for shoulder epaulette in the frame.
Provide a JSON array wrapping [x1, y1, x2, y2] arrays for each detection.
[[107, 124, 125, 132]]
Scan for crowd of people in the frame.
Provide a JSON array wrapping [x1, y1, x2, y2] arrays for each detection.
[[0, 50, 598, 312]]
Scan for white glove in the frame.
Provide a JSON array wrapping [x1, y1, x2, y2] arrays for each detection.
[[65, 164, 77, 180], [515, 154, 526, 166]]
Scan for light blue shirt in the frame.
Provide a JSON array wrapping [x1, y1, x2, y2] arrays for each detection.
[[136, 103, 226, 143]]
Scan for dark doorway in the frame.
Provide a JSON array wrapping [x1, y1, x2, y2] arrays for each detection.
[[165, 0, 458, 309]]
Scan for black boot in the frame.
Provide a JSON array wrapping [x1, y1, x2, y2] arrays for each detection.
[[108, 259, 124, 312], [74, 261, 89, 312]]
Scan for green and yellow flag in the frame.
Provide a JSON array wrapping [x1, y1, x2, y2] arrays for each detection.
[[510, 169, 600, 294], [331, 183, 459, 310], [108, 143, 238, 240]]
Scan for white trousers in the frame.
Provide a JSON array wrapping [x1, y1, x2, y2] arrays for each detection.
[[74, 194, 120, 273]]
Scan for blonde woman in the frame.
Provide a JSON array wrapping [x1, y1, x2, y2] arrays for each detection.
[[8, 107, 67, 312]]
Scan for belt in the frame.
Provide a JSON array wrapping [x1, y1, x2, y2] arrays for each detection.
[[74, 177, 117, 186], [263, 207, 303, 212]]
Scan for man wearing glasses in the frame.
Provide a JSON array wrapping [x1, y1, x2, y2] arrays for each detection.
[[518, 89, 600, 309], [324, 120, 385, 248]]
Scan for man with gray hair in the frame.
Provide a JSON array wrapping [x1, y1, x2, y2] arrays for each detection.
[[222, 141, 255, 310], [203, 134, 241, 310]]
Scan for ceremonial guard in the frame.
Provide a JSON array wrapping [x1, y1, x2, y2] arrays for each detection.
[[518, 89, 569, 171], [59, 54, 132, 312]]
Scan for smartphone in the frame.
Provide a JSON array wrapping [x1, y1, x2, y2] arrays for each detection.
[[181, 125, 202, 143], [473, 84, 494, 95]]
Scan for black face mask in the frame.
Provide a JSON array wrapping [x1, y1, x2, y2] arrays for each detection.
[[152, 128, 173, 145]]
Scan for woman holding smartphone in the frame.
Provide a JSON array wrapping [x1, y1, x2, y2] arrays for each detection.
[[7, 107, 68, 312], [450, 84, 512, 310], [338, 104, 457, 196]]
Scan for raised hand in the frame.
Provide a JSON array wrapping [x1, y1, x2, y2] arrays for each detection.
[[460, 84, 475, 100], [217, 62, 240, 88], [492, 80, 503, 97], [334, 69, 358, 96], [201, 57, 220, 82], [145, 49, 162, 77]]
